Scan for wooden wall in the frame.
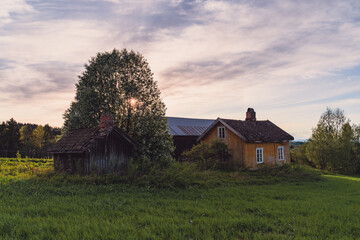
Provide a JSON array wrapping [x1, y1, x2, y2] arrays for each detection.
[[243, 141, 290, 169], [54, 131, 133, 175], [88, 132, 132, 174], [202, 122, 245, 165], [53, 153, 85, 174], [201, 122, 290, 169]]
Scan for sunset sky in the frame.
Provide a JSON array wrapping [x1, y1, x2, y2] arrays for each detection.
[[1, 0, 360, 140]]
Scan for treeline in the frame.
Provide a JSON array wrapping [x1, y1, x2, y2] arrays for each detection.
[[291, 108, 360, 174], [0, 118, 61, 158]]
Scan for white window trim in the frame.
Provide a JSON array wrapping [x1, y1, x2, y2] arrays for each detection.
[[278, 146, 284, 161], [256, 147, 264, 164], [217, 126, 225, 139]]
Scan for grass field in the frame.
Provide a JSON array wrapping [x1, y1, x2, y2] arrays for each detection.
[[0, 158, 359, 239]]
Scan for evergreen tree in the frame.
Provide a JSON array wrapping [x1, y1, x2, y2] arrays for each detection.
[[63, 49, 174, 167], [2, 118, 20, 157], [0, 122, 6, 157], [43, 124, 54, 147]]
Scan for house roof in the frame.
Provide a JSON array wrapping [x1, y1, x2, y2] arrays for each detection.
[[198, 118, 294, 143], [167, 117, 214, 136], [47, 126, 137, 154]]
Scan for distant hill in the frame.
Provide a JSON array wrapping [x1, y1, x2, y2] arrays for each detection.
[[290, 141, 306, 149]]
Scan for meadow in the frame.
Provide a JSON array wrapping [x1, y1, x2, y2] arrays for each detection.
[[0, 158, 359, 239]]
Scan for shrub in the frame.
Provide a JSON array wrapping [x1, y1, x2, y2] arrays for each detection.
[[183, 139, 233, 170], [290, 142, 313, 166]]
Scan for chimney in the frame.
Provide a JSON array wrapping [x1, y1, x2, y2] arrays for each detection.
[[245, 108, 256, 122], [99, 113, 114, 130]]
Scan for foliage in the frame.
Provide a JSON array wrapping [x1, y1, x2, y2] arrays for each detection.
[[0, 119, 20, 157], [290, 142, 312, 166], [63, 49, 174, 168], [183, 139, 238, 170], [0, 158, 53, 181], [305, 107, 360, 173], [0, 120, 60, 158], [0, 159, 358, 239], [20, 125, 34, 156]]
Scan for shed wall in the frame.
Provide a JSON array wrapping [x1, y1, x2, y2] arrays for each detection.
[[54, 132, 133, 175], [88, 133, 132, 174]]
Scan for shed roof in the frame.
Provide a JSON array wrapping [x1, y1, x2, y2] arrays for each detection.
[[167, 117, 214, 136], [47, 126, 137, 154], [198, 118, 294, 143]]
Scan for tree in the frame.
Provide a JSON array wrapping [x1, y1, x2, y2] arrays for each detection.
[[305, 108, 357, 172], [183, 139, 232, 170], [1, 118, 20, 157], [33, 125, 45, 149], [290, 142, 312, 166], [20, 124, 35, 157], [43, 124, 54, 148], [63, 49, 174, 167], [0, 121, 6, 157]]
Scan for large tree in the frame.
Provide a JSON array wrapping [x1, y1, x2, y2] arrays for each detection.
[[305, 108, 358, 172], [63, 49, 174, 167]]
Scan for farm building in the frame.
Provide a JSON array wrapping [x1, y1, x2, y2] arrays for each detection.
[[198, 108, 294, 169], [167, 117, 214, 160], [47, 113, 137, 174]]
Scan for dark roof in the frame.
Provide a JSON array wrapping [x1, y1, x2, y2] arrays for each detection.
[[47, 126, 137, 154], [199, 118, 294, 143], [167, 117, 214, 136]]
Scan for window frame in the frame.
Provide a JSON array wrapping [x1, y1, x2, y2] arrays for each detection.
[[217, 126, 225, 139], [256, 147, 264, 164], [277, 146, 284, 161]]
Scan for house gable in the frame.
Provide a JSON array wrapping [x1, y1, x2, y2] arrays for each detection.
[[197, 109, 293, 169], [201, 121, 246, 164]]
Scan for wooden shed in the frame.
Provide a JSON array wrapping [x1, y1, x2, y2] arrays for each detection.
[[198, 108, 294, 169], [47, 114, 137, 174]]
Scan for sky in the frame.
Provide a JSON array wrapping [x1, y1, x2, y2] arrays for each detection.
[[1, 0, 360, 140]]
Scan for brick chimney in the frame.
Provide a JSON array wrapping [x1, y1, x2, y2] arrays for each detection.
[[99, 113, 114, 130], [245, 108, 256, 122]]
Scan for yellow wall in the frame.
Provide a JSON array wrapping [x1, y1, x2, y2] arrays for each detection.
[[202, 122, 291, 169]]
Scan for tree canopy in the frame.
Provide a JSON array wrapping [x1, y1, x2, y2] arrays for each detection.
[[63, 49, 174, 167], [305, 107, 360, 173]]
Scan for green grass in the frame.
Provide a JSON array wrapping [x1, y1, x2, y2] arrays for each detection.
[[0, 159, 359, 239], [0, 158, 53, 183]]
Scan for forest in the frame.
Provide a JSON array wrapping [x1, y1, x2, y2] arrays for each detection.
[[0, 118, 61, 158]]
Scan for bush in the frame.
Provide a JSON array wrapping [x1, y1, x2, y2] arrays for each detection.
[[290, 142, 313, 166], [183, 139, 234, 170]]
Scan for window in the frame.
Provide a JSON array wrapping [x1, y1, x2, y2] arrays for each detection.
[[256, 147, 263, 163], [218, 127, 225, 139], [277, 146, 284, 161]]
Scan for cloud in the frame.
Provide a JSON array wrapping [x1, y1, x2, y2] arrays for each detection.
[[0, 0, 360, 138], [0, 62, 80, 100], [0, 0, 34, 26]]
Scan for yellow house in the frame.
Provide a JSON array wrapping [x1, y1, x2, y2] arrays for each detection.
[[198, 108, 294, 169]]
